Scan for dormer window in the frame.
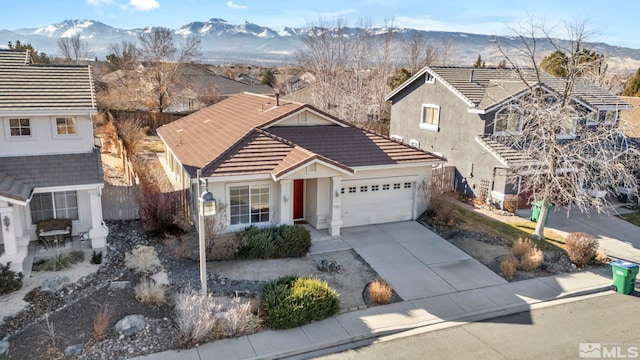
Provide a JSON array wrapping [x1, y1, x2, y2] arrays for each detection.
[[494, 107, 522, 135]]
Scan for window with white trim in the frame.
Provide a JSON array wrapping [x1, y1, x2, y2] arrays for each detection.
[[494, 107, 522, 135], [420, 104, 440, 131], [425, 72, 434, 84], [55, 117, 77, 135], [9, 118, 31, 137], [409, 139, 419, 148], [30, 191, 79, 224], [229, 184, 270, 225]]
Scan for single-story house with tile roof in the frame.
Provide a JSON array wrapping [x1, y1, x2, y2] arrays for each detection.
[[157, 92, 445, 235], [0, 49, 108, 275]]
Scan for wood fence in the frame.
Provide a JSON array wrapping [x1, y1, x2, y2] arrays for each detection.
[[108, 110, 189, 130], [432, 166, 456, 193], [102, 185, 141, 221], [101, 185, 192, 223]]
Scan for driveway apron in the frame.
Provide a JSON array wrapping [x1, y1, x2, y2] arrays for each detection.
[[340, 221, 507, 300]]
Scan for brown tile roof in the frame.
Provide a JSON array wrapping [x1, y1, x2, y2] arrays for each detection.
[[157, 92, 306, 176], [267, 126, 442, 167], [160, 92, 444, 179], [0, 50, 96, 111]]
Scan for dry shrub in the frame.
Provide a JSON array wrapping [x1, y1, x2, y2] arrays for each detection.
[[594, 251, 609, 265], [115, 118, 145, 154], [93, 306, 111, 340], [135, 278, 166, 306], [503, 195, 520, 213], [213, 298, 262, 339], [369, 278, 393, 305], [207, 232, 241, 260], [424, 189, 456, 226], [511, 238, 543, 271], [137, 183, 181, 234], [165, 234, 195, 259], [565, 232, 599, 267], [125, 245, 161, 274], [500, 256, 518, 280], [174, 288, 221, 347]]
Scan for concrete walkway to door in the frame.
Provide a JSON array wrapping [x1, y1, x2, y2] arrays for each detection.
[[337, 222, 507, 301]]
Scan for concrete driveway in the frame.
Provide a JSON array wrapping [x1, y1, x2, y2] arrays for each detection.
[[338, 221, 507, 301]]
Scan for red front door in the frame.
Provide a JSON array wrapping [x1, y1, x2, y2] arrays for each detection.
[[293, 179, 304, 219]]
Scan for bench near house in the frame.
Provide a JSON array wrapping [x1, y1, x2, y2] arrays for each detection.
[[0, 49, 108, 275]]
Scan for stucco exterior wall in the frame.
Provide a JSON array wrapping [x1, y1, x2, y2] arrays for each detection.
[[0, 115, 95, 156], [389, 74, 503, 196]]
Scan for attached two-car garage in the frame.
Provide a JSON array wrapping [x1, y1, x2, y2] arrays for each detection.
[[340, 177, 417, 227]]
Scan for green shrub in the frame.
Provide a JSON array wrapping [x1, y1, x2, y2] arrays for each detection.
[[0, 263, 23, 295], [237, 225, 311, 259], [91, 251, 103, 264], [33, 252, 83, 272], [262, 275, 340, 329]]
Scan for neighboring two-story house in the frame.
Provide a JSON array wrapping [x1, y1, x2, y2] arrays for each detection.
[[386, 66, 630, 207], [0, 49, 108, 274]]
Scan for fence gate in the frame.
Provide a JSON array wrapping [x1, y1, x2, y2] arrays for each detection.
[[432, 166, 455, 193]]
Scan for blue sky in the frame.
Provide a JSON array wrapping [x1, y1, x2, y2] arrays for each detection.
[[2, 0, 638, 48]]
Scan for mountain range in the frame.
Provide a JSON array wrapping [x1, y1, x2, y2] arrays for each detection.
[[2, 18, 640, 71]]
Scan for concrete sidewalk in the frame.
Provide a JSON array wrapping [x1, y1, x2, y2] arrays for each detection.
[[134, 268, 615, 360]]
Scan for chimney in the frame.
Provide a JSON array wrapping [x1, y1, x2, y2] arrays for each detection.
[[469, 70, 474, 83], [275, 92, 280, 106]]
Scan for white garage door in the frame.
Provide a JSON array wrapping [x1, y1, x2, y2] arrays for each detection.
[[340, 179, 415, 227]]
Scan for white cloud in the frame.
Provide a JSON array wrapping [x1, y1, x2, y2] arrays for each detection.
[[86, 0, 113, 6], [129, 0, 160, 11], [226, 1, 247, 10]]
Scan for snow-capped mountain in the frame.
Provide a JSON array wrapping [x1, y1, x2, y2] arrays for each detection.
[[2, 18, 640, 68]]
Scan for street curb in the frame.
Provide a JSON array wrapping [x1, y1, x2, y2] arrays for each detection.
[[260, 285, 614, 360]]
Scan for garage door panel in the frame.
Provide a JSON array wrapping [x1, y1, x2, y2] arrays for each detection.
[[341, 179, 415, 227]]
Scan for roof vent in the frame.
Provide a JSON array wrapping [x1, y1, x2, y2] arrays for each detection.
[[469, 70, 474, 83], [275, 92, 280, 106]]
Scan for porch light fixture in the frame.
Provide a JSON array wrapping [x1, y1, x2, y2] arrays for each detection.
[[196, 169, 217, 295], [283, 195, 288, 203], [335, 189, 340, 198], [2, 216, 9, 231]]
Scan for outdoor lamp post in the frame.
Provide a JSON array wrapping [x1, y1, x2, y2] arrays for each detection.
[[197, 170, 216, 295]]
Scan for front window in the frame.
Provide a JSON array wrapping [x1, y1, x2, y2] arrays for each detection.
[[229, 184, 270, 225], [9, 118, 31, 137], [56, 117, 77, 135], [30, 191, 79, 224], [494, 108, 522, 135], [420, 104, 440, 131]]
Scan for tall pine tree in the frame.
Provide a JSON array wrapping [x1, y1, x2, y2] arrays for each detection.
[[622, 68, 640, 97]]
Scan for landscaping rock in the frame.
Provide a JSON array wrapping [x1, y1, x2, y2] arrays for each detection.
[[151, 271, 170, 285], [41, 275, 70, 293], [317, 259, 342, 273], [115, 315, 146, 336], [108, 280, 131, 290], [64, 343, 84, 357], [0, 339, 8, 355]]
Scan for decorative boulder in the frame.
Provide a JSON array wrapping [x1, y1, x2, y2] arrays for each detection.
[[0, 339, 9, 355], [41, 275, 70, 293], [115, 315, 146, 336], [64, 343, 84, 357]]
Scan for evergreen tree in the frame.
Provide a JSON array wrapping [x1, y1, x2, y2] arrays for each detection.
[[473, 54, 483, 68], [7, 40, 50, 64], [388, 68, 412, 90], [498, 59, 507, 69], [622, 67, 640, 97], [261, 68, 276, 87]]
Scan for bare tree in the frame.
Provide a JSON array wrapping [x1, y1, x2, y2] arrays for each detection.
[[107, 40, 140, 71], [137, 27, 201, 112], [495, 19, 638, 239], [404, 32, 438, 73], [438, 38, 458, 66], [57, 35, 90, 63]]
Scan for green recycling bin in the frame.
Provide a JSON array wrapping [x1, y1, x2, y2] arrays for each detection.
[[530, 201, 552, 223], [610, 260, 639, 295]]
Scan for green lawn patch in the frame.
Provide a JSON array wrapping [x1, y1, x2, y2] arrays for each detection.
[[449, 205, 565, 251], [616, 211, 640, 227]]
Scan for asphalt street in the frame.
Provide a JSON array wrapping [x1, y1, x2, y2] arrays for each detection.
[[312, 292, 640, 360]]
